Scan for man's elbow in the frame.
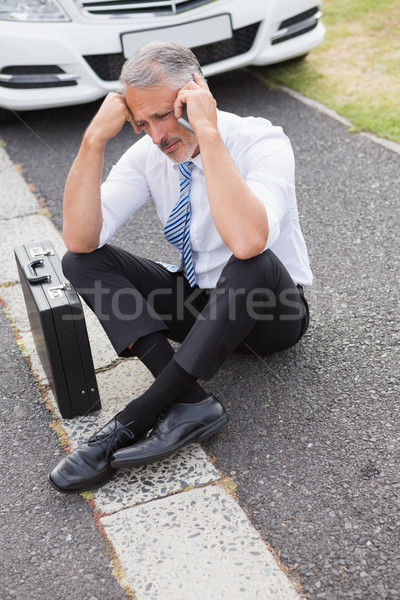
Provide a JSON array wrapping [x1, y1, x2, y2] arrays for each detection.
[[63, 233, 99, 254], [232, 233, 268, 261]]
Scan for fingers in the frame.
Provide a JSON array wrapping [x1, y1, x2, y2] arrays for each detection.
[[174, 88, 191, 120], [174, 74, 211, 119], [181, 73, 209, 94], [88, 92, 132, 141], [123, 100, 141, 134], [99, 92, 129, 121], [174, 76, 217, 136], [108, 92, 142, 134], [192, 72, 209, 90]]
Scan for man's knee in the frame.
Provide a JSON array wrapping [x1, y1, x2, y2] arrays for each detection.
[[62, 248, 101, 284], [62, 250, 77, 281], [220, 250, 273, 289]]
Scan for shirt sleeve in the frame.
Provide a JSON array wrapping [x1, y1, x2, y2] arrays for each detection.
[[98, 138, 151, 247], [234, 118, 295, 248]]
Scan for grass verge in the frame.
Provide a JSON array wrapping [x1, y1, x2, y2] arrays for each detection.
[[259, 0, 400, 143]]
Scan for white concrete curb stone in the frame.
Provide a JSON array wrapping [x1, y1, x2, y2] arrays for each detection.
[[102, 486, 299, 600]]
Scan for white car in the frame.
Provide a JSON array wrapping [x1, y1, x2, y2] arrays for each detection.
[[0, 0, 325, 121]]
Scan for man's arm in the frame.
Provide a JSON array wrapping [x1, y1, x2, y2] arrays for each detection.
[[176, 74, 269, 260], [63, 93, 135, 253]]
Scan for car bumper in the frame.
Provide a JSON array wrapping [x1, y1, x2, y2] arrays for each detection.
[[0, 2, 325, 112]]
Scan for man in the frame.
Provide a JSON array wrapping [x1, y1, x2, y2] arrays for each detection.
[[48, 41, 312, 494]]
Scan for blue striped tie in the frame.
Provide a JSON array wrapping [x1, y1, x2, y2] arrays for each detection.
[[164, 161, 197, 287]]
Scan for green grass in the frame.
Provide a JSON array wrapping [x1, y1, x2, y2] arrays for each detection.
[[258, 0, 400, 143]]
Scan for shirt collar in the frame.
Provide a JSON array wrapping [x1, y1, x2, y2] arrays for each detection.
[[171, 150, 203, 172]]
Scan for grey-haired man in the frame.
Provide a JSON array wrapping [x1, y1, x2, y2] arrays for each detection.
[[49, 41, 311, 494]]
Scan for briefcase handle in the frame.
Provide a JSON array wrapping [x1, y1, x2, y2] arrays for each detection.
[[24, 259, 51, 284]]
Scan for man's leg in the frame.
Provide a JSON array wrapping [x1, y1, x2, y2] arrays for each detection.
[[61, 243, 205, 357], [113, 249, 308, 435], [62, 244, 212, 431], [48, 244, 227, 493], [174, 249, 309, 380], [110, 249, 309, 470]]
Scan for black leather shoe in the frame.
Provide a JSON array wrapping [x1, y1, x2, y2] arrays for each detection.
[[48, 418, 134, 494], [110, 395, 228, 468]]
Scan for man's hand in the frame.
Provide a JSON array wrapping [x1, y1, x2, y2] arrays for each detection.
[[174, 73, 218, 137], [85, 92, 137, 143]]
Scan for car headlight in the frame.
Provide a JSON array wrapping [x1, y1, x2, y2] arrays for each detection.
[[0, 0, 70, 21]]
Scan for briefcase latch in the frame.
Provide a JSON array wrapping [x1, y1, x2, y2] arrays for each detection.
[[29, 246, 55, 258], [48, 283, 72, 299]]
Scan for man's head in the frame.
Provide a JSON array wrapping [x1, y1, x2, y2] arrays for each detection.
[[120, 41, 205, 163], [120, 40, 205, 91]]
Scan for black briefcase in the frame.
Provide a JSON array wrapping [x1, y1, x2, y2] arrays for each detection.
[[14, 241, 101, 419]]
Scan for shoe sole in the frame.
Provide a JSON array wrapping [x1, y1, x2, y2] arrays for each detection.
[[111, 413, 228, 469], [47, 472, 115, 495]]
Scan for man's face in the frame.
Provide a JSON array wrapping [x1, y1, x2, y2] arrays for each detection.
[[125, 83, 199, 163]]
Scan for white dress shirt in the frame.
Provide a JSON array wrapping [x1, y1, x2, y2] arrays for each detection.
[[99, 109, 313, 289]]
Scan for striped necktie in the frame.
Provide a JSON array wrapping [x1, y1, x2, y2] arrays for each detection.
[[163, 161, 197, 287]]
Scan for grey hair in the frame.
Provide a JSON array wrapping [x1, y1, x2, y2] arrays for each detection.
[[119, 41, 205, 92]]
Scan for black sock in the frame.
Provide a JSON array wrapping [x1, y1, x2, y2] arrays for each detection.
[[129, 331, 175, 377], [117, 359, 208, 438], [130, 330, 207, 403], [175, 381, 208, 404]]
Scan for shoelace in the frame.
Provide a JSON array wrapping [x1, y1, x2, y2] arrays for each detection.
[[145, 407, 171, 437], [156, 408, 168, 421], [88, 425, 135, 461]]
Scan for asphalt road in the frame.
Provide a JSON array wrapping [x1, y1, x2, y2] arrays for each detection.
[[1, 68, 399, 599], [0, 310, 132, 600]]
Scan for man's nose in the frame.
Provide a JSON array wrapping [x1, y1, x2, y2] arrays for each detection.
[[150, 122, 167, 145]]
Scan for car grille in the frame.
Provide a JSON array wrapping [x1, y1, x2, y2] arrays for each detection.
[[79, 0, 214, 17], [84, 22, 260, 81]]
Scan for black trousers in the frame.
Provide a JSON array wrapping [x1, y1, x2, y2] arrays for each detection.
[[62, 244, 309, 380]]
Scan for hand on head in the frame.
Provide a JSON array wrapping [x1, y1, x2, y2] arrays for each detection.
[[87, 92, 137, 141], [174, 73, 217, 136]]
